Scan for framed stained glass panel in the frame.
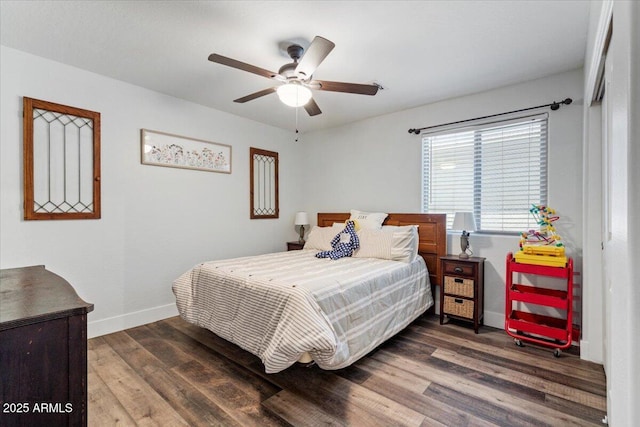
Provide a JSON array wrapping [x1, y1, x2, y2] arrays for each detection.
[[250, 147, 279, 219], [23, 97, 101, 220]]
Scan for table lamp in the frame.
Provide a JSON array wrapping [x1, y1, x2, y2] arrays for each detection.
[[452, 212, 477, 259], [294, 212, 309, 244]]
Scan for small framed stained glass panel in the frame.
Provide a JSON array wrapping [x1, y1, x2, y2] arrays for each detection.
[[250, 147, 279, 219], [23, 97, 101, 220]]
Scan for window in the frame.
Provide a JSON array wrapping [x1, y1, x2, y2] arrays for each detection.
[[421, 113, 548, 233]]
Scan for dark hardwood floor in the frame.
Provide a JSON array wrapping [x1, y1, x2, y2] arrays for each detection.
[[88, 315, 606, 426]]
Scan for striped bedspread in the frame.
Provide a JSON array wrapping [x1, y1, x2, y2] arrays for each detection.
[[172, 249, 432, 373]]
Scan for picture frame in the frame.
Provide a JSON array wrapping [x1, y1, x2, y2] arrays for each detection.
[[140, 129, 231, 174]]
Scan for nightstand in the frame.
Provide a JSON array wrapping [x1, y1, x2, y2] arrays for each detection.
[[439, 255, 485, 333], [287, 241, 305, 251]]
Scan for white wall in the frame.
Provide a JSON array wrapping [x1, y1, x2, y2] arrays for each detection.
[[299, 69, 585, 330], [0, 46, 303, 337]]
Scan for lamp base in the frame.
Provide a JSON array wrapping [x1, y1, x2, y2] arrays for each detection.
[[459, 234, 470, 259], [298, 225, 305, 244]]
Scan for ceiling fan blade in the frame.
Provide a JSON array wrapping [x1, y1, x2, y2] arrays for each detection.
[[304, 98, 322, 116], [233, 87, 277, 103], [295, 36, 335, 79], [315, 80, 379, 96], [208, 53, 277, 79]]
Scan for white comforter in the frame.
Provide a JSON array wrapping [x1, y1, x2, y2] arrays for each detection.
[[172, 249, 432, 373]]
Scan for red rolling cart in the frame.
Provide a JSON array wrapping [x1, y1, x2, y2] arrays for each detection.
[[505, 252, 573, 357]]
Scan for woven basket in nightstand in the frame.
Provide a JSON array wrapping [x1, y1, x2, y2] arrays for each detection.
[[443, 296, 474, 319], [443, 276, 474, 298]]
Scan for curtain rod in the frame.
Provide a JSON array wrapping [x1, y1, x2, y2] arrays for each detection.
[[407, 98, 572, 135]]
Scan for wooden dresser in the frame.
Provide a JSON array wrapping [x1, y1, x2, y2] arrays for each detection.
[[0, 265, 94, 427]]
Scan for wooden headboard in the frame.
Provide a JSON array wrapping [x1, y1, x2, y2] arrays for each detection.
[[317, 213, 447, 292]]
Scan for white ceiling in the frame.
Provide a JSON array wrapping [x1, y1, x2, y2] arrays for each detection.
[[0, 1, 590, 133]]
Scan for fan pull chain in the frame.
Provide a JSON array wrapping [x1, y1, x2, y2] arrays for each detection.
[[295, 105, 300, 142]]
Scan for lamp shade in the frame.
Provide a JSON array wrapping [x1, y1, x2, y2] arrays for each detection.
[[294, 211, 309, 226], [452, 212, 477, 232], [277, 84, 312, 107]]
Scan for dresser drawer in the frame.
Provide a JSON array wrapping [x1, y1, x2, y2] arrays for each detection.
[[442, 261, 475, 277], [444, 275, 474, 298], [443, 296, 474, 319]]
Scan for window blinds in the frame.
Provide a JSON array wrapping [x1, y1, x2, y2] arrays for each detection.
[[422, 113, 548, 233]]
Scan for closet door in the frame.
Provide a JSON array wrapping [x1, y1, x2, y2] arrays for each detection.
[[601, 48, 612, 383]]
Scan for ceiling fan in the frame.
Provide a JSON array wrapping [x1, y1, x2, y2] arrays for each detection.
[[208, 36, 379, 116]]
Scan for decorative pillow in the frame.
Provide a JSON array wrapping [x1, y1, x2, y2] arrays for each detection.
[[349, 209, 388, 230], [354, 225, 419, 263], [386, 225, 420, 263], [354, 228, 393, 260], [303, 226, 335, 251]]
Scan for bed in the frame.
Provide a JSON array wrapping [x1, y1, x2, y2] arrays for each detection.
[[172, 212, 446, 373]]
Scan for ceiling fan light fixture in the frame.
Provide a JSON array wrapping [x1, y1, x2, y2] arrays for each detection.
[[276, 83, 312, 107]]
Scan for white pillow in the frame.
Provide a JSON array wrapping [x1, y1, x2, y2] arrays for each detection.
[[386, 225, 420, 263], [304, 224, 346, 251], [354, 225, 419, 263], [303, 226, 332, 251], [349, 209, 388, 230], [354, 228, 393, 260]]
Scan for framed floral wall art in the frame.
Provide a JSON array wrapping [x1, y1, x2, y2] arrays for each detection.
[[140, 129, 231, 174]]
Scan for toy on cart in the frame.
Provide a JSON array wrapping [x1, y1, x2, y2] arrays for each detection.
[[514, 205, 567, 267]]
